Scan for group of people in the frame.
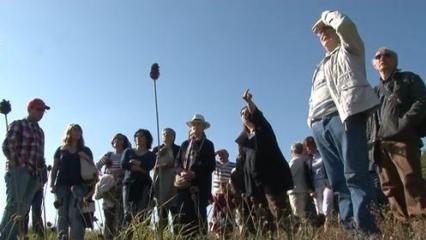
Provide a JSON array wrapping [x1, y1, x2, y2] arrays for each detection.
[[1, 9, 426, 240], [287, 137, 333, 229]]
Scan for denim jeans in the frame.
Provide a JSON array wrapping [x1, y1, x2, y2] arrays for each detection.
[[312, 113, 379, 234], [0, 167, 41, 240], [103, 185, 123, 240], [24, 189, 44, 236], [122, 184, 152, 226], [55, 184, 86, 240]]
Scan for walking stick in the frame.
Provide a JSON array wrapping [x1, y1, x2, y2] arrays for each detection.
[[150, 63, 161, 152], [0, 100, 18, 239], [150, 63, 163, 240]]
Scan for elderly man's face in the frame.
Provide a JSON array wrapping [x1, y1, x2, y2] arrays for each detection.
[[318, 27, 339, 53], [190, 121, 205, 138], [162, 130, 175, 145], [373, 50, 397, 74]]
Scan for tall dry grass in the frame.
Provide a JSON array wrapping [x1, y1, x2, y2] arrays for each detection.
[[21, 205, 426, 240]]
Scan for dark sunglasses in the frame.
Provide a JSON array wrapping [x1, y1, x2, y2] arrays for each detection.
[[374, 52, 391, 60]]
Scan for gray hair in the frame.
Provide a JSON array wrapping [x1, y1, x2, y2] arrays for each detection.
[[372, 47, 399, 67], [163, 128, 176, 141], [291, 142, 304, 155]]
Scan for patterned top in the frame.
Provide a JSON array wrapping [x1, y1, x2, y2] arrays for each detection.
[[212, 160, 236, 194], [2, 118, 45, 173], [311, 152, 326, 182], [96, 151, 124, 178]]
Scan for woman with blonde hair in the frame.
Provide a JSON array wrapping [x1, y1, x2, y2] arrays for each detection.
[[50, 124, 94, 240]]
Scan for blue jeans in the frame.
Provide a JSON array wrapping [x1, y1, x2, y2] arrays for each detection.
[[312, 113, 379, 234], [122, 184, 152, 226], [24, 189, 44, 236], [55, 184, 86, 240], [0, 167, 41, 240]]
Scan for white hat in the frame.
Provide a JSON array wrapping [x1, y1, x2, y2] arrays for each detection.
[[186, 114, 210, 129]]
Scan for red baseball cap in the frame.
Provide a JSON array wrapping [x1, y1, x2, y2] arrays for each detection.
[[27, 98, 50, 111]]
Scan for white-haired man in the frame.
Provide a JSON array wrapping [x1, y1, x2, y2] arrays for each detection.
[[368, 47, 426, 221]]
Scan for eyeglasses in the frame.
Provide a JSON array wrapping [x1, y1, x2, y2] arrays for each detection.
[[374, 52, 391, 60]]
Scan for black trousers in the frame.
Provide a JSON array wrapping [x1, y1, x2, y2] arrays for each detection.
[[176, 188, 207, 237]]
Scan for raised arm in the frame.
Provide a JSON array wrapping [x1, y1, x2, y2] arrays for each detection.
[[313, 10, 364, 55], [242, 89, 257, 114]]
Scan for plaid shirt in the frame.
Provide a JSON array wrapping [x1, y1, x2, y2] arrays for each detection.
[[2, 118, 45, 173]]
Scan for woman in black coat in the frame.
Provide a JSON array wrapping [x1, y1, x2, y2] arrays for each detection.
[[175, 114, 215, 237], [236, 89, 293, 224]]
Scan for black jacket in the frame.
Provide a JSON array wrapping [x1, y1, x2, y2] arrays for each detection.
[[368, 71, 426, 152], [236, 108, 293, 196], [175, 137, 215, 206]]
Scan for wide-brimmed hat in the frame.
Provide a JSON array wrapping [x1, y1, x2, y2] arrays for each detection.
[[186, 114, 210, 129]]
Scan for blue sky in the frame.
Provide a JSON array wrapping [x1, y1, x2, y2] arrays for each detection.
[[1, 0, 425, 227]]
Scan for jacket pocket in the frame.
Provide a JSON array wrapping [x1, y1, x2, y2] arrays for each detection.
[[337, 72, 367, 91], [378, 95, 407, 139]]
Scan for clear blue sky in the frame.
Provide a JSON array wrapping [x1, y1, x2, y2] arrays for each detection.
[[1, 0, 425, 227]]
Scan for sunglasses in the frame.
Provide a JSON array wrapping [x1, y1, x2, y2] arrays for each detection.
[[374, 52, 392, 60], [317, 27, 335, 36]]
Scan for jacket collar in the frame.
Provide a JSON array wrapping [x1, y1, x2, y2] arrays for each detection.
[[325, 45, 340, 57]]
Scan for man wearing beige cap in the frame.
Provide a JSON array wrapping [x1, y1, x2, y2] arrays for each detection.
[[1, 98, 49, 240], [307, 11, 379, 235]]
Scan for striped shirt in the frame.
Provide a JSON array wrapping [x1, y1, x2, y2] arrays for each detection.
[[96, 151, 123, 178], [310, 62, 338, 120], [212, 160, 236, 194], [2, 119, 45, 173]]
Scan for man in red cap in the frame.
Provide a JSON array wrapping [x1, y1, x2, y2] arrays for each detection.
[[1, 98, 49, 240]]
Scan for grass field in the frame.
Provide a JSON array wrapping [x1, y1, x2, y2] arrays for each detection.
[[19, 206, 426, 240]]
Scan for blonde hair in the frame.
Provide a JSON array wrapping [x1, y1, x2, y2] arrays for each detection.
[[61, 124, 85, 150]]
